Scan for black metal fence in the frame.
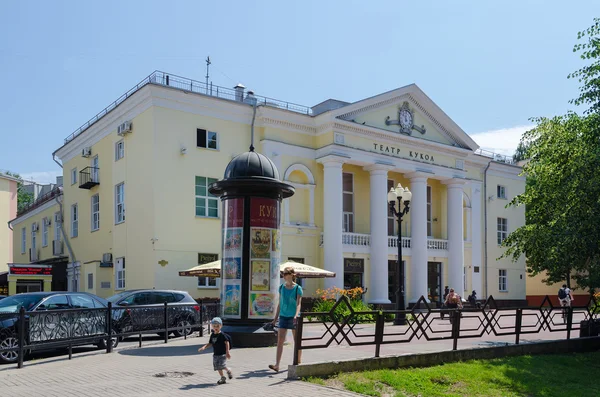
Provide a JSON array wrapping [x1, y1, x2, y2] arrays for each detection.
[[292, 295, 600, 365], [0, 301, 220, 369]]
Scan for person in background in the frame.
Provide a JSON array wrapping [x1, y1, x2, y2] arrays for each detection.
[[441, 286, 450, 319], [444, 288, 463, 323], [558, 284, 574, 322], [269, 267, 303, 372]]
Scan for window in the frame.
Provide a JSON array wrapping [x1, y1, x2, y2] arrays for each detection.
[[195, 176, 219, 217], [427, 186, 433, 237], [91, 195, 100, 231], [497, 217, 508, 245], [91, 155, 99, 183], [21, 227, 26, 254], [42, 218, 48, 247], [497, 185, 507, 199], [154, 292, 176, 303], [116, 257, 125, 290], [31, 223, 37, 251], [499, 269, 508, 292], [39, 295, 70, 310], [71, 168, 77, 185], [71, 204, 78, 238], [343, 173, 354, 232], [54, 212, 61, 242], [198, 277, 217, 288], [71, 294, 98, 309], [115, 183, 125, 224], [387, 180, 395, 236], [196, 129, 218, 150], [115, 140, 124, 161], [87, 273, 93, 290]]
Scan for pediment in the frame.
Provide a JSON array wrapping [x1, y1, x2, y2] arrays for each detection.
[[331, 84, 479, 151]]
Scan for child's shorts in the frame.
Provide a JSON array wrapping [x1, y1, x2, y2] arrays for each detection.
[[278, 316, 295, 330], [213, 354, 227, 371]]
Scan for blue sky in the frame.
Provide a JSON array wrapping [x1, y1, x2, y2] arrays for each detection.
[[0, 1, 596, 183]]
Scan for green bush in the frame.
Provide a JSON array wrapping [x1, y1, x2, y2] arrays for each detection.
[[309, 297, 416, 324]]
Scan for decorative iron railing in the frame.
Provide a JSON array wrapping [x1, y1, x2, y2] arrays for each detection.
[[292, 294, 599, 365], [0, 301, 220, 369]]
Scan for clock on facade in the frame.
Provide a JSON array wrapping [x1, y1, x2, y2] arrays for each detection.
[[385, 101, 426, 135]]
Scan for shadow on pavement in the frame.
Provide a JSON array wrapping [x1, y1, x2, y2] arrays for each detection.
[[0, 347, 102, 372], [180, 383, 218, 390], [236, 368, 287, 379], [118, 345, 205, 357]]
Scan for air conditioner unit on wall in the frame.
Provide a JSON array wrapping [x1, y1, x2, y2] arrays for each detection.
[[102, 253, 113, 263], [117, 121, 132, 136], [82, 147, 92, 158]]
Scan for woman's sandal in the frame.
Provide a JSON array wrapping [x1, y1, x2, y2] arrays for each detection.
[[268, 365, 279, 373]]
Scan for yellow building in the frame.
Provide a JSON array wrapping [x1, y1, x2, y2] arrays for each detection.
[[1, 173, 19, 295], [18, 71, 527, 304], [5, 184, 65, 295], [526, 272, 590, 306]]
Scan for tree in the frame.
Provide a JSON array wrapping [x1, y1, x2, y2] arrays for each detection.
[[569, 17, 600, 114], [501, 114, 600, 292], [512, 140, 531, 163], [2, 171, 34, 213]]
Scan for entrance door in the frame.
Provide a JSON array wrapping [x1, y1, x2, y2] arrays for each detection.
[[16, 280, 43, 294], [388, 260, 406, 303], [427, 262, 442, 305]]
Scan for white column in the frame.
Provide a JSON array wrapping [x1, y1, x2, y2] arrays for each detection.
[[308, 185, 315, 226], [407, 173, 428, 303], [365, 165, 392, 304], [444, 179, 466, 295], [471, 182, 483, 296], [465, 207, 472, 242], [321, 158, 345, 289]]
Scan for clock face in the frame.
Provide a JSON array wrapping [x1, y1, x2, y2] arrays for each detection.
[[399, 109, 412, 128]]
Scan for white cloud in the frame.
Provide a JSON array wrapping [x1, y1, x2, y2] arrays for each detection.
[[20, 170, 62, 184], [469, 125, 534, 156]]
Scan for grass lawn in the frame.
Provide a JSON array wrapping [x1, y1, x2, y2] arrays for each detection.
[[305, 351, 600, 397]]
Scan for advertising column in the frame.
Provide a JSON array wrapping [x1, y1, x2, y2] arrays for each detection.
[[221, 198, 244, 319], [248, 197, 281, 320]]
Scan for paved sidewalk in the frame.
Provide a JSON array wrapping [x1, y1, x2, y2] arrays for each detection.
[[0, 334, 359, 397], [0, 317, 575, 397]]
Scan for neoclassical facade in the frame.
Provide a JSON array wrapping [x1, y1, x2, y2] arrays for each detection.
[[11, 72, 526, 303]]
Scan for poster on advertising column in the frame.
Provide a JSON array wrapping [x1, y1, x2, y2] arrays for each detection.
[[248, 197, 281, 319], [221, 198, 243, 319]]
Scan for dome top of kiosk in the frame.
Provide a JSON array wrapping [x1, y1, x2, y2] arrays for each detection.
[[224, 151, 280, 180]]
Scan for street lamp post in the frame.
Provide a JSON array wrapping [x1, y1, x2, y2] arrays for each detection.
[[388, 184, 412, 326]]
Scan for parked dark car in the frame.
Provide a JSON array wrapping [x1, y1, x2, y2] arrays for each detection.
[[0, 292, 117, 364], [107, 290, 200, 338]]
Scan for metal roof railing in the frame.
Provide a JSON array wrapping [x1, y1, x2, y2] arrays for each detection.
[[63, 71, 312, 145], [474, 148, 516, 165]]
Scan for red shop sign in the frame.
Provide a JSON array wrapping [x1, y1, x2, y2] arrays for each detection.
[[10, 266, 52, 276]]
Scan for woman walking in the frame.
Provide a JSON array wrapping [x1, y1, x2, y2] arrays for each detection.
[[269, 266, 303, 372]]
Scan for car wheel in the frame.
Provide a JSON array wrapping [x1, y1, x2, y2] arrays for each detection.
[[96, 330, 119, 350], [173, 319, 194, 338], [0, 336, 20, 364]]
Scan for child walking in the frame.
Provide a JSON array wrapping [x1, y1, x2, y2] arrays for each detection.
[[198, 317, 233, 385]]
